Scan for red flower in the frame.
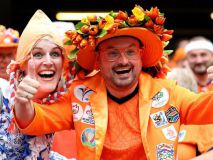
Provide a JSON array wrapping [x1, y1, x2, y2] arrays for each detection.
[[161, 34, 173, 41], [80, 25, 89, 34], [144, 19, 154, 28], [155, 16, 165, 25], [89, 25, 99, 36], [153, 24, 164, 34], [145, 7, 160, 19], [163, 29, 174, 35], [115, 11, 128, 21]]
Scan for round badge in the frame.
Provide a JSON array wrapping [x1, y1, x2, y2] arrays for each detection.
[[74, 85, 94, 103], [152, 88, 169, 108], [72, 103, 83, 121], [81, 128, 96, 148]]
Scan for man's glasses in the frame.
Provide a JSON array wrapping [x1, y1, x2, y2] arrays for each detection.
[[99, 47, 141, 62]]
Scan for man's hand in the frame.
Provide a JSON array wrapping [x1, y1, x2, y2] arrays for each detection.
[[207, 66, 213, 84]]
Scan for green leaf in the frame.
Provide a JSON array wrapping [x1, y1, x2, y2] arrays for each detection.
[[144, 16, 150, 22], [109, 11, 117, 18], [64, 40, 72, 45], [75, 22, 85, 30], [97, 16, 103, 22], [164, 50, 173, 55], [121, 21, 128, 28], [96, 29, 107, 38], [69, 47, 79, 59]]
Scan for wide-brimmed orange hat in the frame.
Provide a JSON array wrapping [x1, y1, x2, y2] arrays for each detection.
[[65, 5, 173, 73], [0, 25, 19, 48]]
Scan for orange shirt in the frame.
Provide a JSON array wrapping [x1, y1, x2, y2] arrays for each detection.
[[197, 82, 213, 92], [101, 94, 146, 160]]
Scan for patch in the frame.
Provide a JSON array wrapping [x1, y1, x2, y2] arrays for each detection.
[[152, 88, 169, 108], [162, 125, 177, 141], [72, 103, 83, 121], [74, 85, 94, 103], [150, 111, 168, 128], [165, 106, 179, 123], [81, 128, 96, 148], [178, 130, 186, 142], [156, 143, 174, 160], [81, 105, 95, 125]]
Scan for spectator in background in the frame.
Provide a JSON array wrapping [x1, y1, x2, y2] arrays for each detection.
[[185, 36, 213, 92], [177, 36, 213, 160], [169, 39, 189, 68], [0, 25, 19, 80]]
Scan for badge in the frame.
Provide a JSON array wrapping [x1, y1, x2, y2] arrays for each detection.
[[72, 103, 83, 121], [178, 130, 186, 142], [150, 111, 168, 128], [81, 128, 96, 148], [152, 88, 169, 108], [156, 143, 174, 160], [74, 85, 94, 103], [165, 106, 179, 123], [81, 105, 95, 125], [162, 125, 177, 141]]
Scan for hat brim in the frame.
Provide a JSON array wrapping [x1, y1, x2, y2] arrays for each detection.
[[0, 43, 18, 48], [77, 27, 163, 70]]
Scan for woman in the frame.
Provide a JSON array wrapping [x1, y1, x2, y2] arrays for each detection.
[[0, 10, 76, 159]]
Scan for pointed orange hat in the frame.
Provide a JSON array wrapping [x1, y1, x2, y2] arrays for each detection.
[[16, 9, 64, 64]]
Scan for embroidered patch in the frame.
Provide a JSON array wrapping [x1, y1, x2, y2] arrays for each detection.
[[74, 85, 94, 103], [72, 103, 83, 121], [150, 111, 168, 128], [156, 143, 174, 160], [81, 105, 95, 125], [178, 130, 186, 142], [152, 88, 169, 108], [162, 125, 177, 141], [81, 128, 96, 148], [165, 106, 179, 123]]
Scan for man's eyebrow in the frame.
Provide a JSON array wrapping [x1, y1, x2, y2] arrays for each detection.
[[105, 43, 136, 49]]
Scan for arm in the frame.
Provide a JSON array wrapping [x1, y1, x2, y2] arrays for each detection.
[[190, 150, 213, 160], [14, 75, 73, 135], [173, 85, 213, 124]]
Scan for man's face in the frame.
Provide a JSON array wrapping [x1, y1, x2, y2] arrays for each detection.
[[97, 37, 142, 90], [186, 49, 213, 75], [0, 47, 16, 80]]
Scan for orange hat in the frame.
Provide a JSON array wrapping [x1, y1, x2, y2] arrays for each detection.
[[65, 5, 173, 70], [0, 25, 19, 48]]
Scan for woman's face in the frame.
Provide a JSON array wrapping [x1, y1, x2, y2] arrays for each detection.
[[25, 39, 63, 99]]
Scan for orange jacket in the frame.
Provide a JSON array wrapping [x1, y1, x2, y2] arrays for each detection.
[[16, 72, 213, 160]]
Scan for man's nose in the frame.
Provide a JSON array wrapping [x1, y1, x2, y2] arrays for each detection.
[[117, 52, 129, 64]]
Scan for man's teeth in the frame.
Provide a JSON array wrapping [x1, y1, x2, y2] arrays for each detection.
[[39, 71, 54, 74]]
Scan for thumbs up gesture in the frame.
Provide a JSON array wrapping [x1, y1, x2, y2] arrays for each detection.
[[207, 66, 213, 84], [15, 59, 40, 103]]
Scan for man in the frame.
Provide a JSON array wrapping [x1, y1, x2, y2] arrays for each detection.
[[13, 5, 213, 160], [0, 25, 19, 80], [177, 37, 213, 159], [185, 37, 213, 92]]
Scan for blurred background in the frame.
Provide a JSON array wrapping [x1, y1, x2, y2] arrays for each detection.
[[0, 0, 213, 50]]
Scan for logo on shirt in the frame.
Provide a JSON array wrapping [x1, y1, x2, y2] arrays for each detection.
[[74, 85, 94, 103], [81, 128, 96, 148], [81, 105, 95, 125], [152, 88, 169, 108], [162, 125, 177, 141], [150, 111, 168, 128], [72, 103, 83, 121], [165, 106, 179, 123], [156, 143, 174, 160]]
